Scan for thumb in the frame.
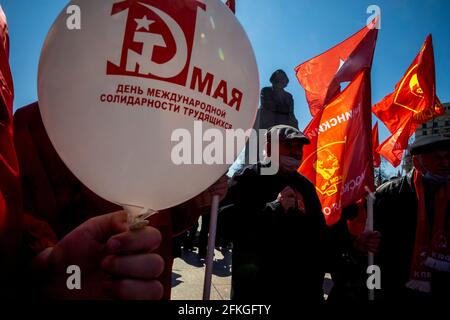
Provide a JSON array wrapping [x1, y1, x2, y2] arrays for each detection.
[[84, 211, 129, 243]]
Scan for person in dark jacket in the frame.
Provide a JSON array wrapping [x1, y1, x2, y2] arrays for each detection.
[[374, 135, 450, 302], [219, 125, 328, 301]]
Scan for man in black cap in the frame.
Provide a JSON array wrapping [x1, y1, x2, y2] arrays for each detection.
[[219, 125, 328, 301], [373, 135, 450, 301]]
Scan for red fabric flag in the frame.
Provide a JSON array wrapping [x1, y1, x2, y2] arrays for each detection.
[[372, 35, 444, 167], [0, 7, 57, 266], [0, 6, 13, 120], [226, 0, 236, 14], [299, 70, 374, 226], [295, 18, 378, 117], [0, 5, 22, 260], [372, 122, 381, 167], [377, 117, 414, 167], [0, 5, 19, 201]]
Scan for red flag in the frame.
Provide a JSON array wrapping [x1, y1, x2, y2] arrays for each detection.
[[0, 5, 22, 253], [299, 70, 374, 226], [372, 35, 444, 167], [226, 0, 236, 14], [0, 5, 17, 183], [295, 18, 378, 117], [0, 6, 13, 118], [372, 122, 381, 167]]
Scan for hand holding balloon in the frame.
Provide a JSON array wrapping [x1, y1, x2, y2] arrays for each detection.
[[34, 211, 165, 300]]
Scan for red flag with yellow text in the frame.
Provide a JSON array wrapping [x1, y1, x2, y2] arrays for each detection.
[[299, 70, 374, 226], [295, 18, 378, 117], [372, 35, 444, 167]]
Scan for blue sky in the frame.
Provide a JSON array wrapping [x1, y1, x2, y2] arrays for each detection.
[[2, 0, 450, 174]]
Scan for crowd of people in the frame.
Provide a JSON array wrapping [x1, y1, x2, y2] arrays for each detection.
[[1, 59, 449, 302]]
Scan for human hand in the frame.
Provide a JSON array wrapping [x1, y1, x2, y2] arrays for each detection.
[[277, 186, 297, 213], [353, 231, 381, 254], [38, 211, 164, 300]]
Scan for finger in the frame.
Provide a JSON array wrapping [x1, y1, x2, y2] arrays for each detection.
[[85, 211, 128, 243], [285, 194, 297, 200], [367, 235, 381, 243], [366, 244, 379, 252], [366, 239, 380, 248], [367, 246, 379, 253], [106, 226, 162, 254], [112, 279, 164, 300], [294, 190, 304, 199], [102, 253, 164, 279], [283, 199, 296, 209], [365, 231, 381, 238], [282, 187, 295, 197], [371, 231, 382, 238], [367, 240, 381, 249], [367, 238, 380, 244]]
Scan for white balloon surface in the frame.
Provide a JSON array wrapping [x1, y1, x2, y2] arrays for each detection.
[[38, 0, 259, 213]]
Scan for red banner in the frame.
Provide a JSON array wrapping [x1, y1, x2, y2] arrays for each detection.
[[0, 6, 21, 241], [299, 70, 374, 226], [0, 5, 18, 185], [373, 35, 444, 167], [372, 122, 381, 167], [295, 18, 378, 117]]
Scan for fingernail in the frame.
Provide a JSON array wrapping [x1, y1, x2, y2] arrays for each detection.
[[107, 239, 121, 252]]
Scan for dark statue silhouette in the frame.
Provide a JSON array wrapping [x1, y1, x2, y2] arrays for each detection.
[[256, 69, 299, 130]]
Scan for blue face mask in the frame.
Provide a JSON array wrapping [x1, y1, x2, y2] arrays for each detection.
[[423, 171, 450, 185]]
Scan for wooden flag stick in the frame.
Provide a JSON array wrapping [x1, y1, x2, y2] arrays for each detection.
[[202, 195, 220, 300], [366, 191, 375, 301]]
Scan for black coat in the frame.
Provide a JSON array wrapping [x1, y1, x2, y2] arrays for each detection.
[[374, 170, 450, 301], [219, 163, 329, 301]]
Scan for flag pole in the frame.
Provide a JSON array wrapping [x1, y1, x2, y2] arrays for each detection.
[[366, 191, 375, 301], [202, 194, 220, 300]]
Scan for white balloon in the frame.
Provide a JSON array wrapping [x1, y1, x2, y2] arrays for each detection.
[[38, 0, 259, 213]]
